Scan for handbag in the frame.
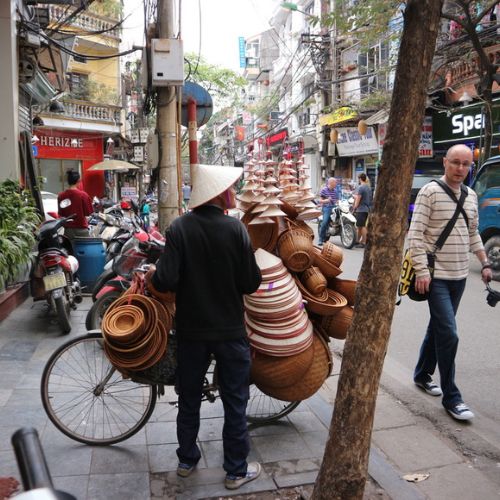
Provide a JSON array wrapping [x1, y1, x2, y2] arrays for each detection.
[[398, 181, 468, 302]]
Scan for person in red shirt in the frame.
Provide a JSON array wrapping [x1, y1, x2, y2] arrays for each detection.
[[58, 170, 93, 240]]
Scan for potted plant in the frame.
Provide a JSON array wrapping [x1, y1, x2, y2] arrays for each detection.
[[0, 180, 41, 292]]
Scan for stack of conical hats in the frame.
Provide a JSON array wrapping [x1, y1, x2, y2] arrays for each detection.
[[245, 249, 313, 356]]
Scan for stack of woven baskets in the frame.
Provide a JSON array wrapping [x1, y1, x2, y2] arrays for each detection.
[[101, 293, 173, 372]]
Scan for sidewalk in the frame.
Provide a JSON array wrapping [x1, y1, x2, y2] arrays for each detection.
[[1, 298, 499, 499]]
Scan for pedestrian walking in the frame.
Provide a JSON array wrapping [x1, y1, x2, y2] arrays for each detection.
[[407, 144, 492, 421], [57, 170, 93, 240], [352, 173, 372, 248], [317, 177, 338, 246], [146, 164, 262, 489], [182, 181, 191, 212]]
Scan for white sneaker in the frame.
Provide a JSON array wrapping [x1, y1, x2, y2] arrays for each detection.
[[415, 379, 443, 397], [447, 402, 474, 421], [224, 462, 261, 490]]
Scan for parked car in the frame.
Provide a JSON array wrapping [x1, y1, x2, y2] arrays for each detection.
[[41, 191, 58, 219]]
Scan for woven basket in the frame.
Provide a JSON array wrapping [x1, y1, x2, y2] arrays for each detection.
[[250, 342, 314, 388], [255, 332, 332, 402], [320, 305, 354, 340], [285, 218, 315, 240], [301, 266, 327, 296], [328, 278, 357, 306], [294, 275, 328, 303], [321, 241, 344, 267], [102, 294, 171, 370], [312, 246, 342, 278], [294, 279, 347, 316], [242, 206, 280, 252], [277, 228, 314, 272]]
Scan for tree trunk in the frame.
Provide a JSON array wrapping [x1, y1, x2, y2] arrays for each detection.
[[311, 1, 444, 499]]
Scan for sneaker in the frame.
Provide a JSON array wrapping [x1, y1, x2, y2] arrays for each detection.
[[447, 402, 474, 421], [177, 462, 196, 478], [225, 462, 261, 490], [415, 379, 443, 397]]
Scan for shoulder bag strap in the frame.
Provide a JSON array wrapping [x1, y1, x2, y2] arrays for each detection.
[[432, 188, 467, 253], [431, 179, 469, 227]]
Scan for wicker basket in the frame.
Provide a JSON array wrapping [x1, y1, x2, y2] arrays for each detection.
[[277, 228, 314, 272], [250, 342, 314, 388], [321, 241, 344, 267], [294, 279, 347, 316], [320, 305, 354, 340], [294, 275, 329, 303], [242, 207, 280, 252], [255, 332, 332, 402], [301, 266, 327, 295], [286, 218, 315, 240], [328, 278, 357, 306], [312, 247, 342, 278]]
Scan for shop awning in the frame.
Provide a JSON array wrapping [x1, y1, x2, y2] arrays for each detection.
[[319, 107, 358, 127], [365, 109, 389, 126]]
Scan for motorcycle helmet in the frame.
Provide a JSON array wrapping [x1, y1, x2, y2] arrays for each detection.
[[120, 200, 132, 210]]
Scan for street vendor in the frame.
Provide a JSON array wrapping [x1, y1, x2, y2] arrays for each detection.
[[146, 164, 262, 490]]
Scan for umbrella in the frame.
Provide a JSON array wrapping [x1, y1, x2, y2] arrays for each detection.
[[88, 160, 140, 171]]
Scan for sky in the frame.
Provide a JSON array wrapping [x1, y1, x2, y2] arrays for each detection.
[[122, 0, 280, 71]]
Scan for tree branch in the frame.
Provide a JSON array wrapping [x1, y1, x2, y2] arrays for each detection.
[[471, 0, 499, 27]]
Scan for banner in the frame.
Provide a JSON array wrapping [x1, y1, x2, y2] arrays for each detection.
[[336, 127, 378, 156]]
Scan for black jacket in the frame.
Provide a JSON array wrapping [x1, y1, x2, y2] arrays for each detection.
[[151, 205, 262, 341]]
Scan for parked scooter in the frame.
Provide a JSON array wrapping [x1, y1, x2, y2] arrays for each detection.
[[30, 216, 82, 334], [85, 230, 165, 330], [318, 198, 357, 249]]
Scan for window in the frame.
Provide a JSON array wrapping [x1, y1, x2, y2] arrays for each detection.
[[67, 72, 89, 99], [358, 41, 389, 97]]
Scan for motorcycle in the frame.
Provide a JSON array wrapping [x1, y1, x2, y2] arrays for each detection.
[[85, 230, 165, 330], [318, 198, 357, 249], [30, 216, 82, 334]]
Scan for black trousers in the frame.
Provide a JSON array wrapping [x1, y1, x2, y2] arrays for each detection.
[[176, 336, 251, 475]]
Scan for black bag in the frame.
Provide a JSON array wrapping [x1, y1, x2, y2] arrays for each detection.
[[132, 331, 178, 385], [398, 181, 468, 302]]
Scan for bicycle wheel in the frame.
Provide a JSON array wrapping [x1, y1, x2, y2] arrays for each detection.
[[41, 332, 157, 445], [246, 384, 300, 424], [211, 364, 299, 424]]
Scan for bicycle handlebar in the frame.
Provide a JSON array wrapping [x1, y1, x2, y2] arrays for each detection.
[[11, 428, 53, 491]]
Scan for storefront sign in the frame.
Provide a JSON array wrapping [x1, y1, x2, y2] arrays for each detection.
[[378, 117, 433, 158], [39, 136, 83, 148], [319, 107, 358, 127], [418, 116, 433, 157], [134, 146, 144, 162], [433, 100, 500, 144], [336, 127, 378, 156], [266, 128, 288, 147]]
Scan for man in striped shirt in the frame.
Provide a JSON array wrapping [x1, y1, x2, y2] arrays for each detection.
[[318, 177, 338, 246], [408, 144, 492, 421]]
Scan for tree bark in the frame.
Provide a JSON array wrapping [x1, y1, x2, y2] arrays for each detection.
[[311, 1, 444, 499]]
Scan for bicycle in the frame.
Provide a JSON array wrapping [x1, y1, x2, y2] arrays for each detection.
[[40, 269, 300, 446]]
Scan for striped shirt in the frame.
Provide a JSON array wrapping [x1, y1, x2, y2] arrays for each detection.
[[407, 180, 483, 280], [319, 185, 338, 207]]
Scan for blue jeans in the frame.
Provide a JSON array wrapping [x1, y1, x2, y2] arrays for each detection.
[[176, 337, 251, 475], [319, 205, 333, 244], [414, 278, 466, 408]]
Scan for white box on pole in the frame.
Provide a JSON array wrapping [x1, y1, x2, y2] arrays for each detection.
[[151, 39, 184, 86]]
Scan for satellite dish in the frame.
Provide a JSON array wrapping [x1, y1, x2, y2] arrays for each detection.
[[180, 82, 213, 128]]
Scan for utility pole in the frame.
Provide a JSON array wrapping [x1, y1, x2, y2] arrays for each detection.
[[320, 0, 332, 175], [156, 0, 178, 232]]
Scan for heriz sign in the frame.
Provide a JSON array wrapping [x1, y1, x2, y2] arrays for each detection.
[[40, 136, 84, 148]]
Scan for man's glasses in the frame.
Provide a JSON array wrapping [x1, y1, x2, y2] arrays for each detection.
[[446, 159, 472, 168]]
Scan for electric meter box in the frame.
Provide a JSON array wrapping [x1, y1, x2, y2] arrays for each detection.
[[151, 38, 184, 86]]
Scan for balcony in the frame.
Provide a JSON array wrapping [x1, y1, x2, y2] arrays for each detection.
[[36, 99, 121, 134], [47, 5, 121, 41]]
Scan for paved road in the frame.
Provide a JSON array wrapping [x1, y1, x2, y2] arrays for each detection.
[[328, 233, 500, 486]]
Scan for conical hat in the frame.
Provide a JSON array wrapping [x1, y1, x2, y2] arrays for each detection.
[[248, 216, 275, 225], [260, 206, 287, 217], [189, 165, 243, 209]]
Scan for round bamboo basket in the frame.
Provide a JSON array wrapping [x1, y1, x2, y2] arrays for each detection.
[[320, 306, 354, 340], [277, 229, 314, 272], [321, 241, 344, 267], [301, 266, 327, 295], [328, 278, 357, 306]]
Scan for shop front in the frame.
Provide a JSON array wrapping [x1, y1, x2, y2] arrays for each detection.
[[33, 129, 105, 199], [432, 99, 500, 162]]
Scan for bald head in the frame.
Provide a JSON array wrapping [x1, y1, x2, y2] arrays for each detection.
[[443, 144, 473, 188], [446, 144, 473, 160], [327, 177, 337, 189]]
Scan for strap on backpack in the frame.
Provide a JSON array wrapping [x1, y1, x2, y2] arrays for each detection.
[[431, 179, 469, 228]]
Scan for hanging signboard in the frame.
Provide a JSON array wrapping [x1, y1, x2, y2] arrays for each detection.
[[418, 116, 433, 157], [319, 107, 358, 127], [130, 130, 140, 143], [139, 128, 149, 143], [336, 127, 378, 156]]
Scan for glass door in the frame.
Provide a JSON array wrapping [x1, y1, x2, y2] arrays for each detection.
[[37, 159, 81, 193]]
